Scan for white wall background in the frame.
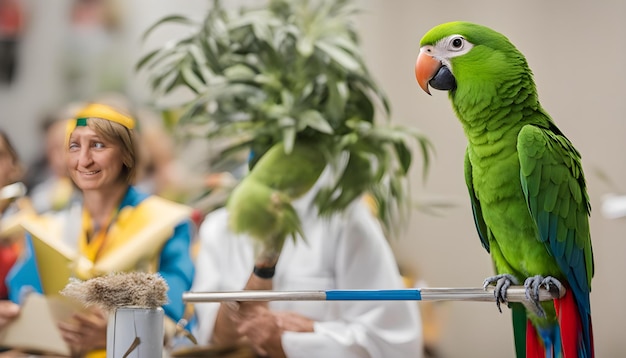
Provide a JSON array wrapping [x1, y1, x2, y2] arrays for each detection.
[[2, 1, 625, 357]]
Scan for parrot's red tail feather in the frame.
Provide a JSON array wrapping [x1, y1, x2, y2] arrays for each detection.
[[555, 292, 593, 358], [526, 320, 546, 358]]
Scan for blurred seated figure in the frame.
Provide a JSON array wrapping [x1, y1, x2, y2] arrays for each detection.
[[191, 169, 424, 358]]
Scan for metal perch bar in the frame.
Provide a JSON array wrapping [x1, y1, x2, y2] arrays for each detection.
[[183, 286, 564, 303]]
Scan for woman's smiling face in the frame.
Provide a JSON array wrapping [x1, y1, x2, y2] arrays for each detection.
[[67, 126, 124, 191]]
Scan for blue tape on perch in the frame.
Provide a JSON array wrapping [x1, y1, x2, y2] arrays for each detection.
[[325, 289, 422, 301]]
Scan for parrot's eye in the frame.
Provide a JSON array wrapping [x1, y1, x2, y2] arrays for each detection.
[[442, 35, 473, 56], [450, 36, 464, 50]]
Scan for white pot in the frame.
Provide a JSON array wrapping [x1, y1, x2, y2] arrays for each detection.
[[106, 306, 164, 358]]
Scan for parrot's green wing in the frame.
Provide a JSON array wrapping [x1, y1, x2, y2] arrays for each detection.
[[464, 149, 490, 252], [517, 123, 593, 298]]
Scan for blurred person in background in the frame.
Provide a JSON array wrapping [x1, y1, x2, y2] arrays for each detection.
[[27, 104, 83, 214], [63, 0, 126, 98], [191, 168, 424, 358], [4, 102, 195, 357], [0, 130, 25, 330], [133, 106, 198, 203], [0, 0, 26, 85]]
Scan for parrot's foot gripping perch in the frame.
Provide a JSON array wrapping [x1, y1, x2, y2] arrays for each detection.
[[524, 275, 565, 318], [483, 274, 566, 316], [483, 274, 519, 313]]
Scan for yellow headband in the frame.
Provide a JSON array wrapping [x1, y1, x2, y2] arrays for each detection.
[[75, 103, 135, 129], [65, 103, 136, 146]]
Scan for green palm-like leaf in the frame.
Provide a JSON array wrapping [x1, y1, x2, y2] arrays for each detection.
[[137, 0, 433, 239], [141, 15, 196, 42]]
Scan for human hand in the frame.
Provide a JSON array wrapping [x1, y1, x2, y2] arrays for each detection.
[[0, 300, 19, 328], [273, 311, 314, 332], [57, 306, 107, 355], [236, 305, 285, 358]]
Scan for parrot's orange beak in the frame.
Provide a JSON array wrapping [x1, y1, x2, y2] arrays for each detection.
[[415, 50, 442, 96]]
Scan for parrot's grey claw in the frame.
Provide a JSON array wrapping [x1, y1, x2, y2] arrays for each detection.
[[483, 274, 519, 313], [523, 275, 563, 318]]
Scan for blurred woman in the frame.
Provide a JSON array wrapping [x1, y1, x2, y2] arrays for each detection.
[[0, 130, 24, 329]]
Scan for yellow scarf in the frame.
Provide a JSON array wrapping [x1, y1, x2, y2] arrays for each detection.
[[78, 203, 162, 275]]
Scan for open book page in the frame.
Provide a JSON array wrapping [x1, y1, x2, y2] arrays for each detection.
[[0, 293, 84, 357], [19, 214, 92, 295]]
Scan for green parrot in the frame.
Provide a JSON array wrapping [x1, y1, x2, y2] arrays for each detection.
[[226, 140, 327, 267], [415, 22, 593, 357]]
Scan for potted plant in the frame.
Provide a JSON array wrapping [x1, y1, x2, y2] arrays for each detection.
[[137, 0, 432, 266]]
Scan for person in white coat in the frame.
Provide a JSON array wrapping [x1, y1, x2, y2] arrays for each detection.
[[191, 170, 423, 358]]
